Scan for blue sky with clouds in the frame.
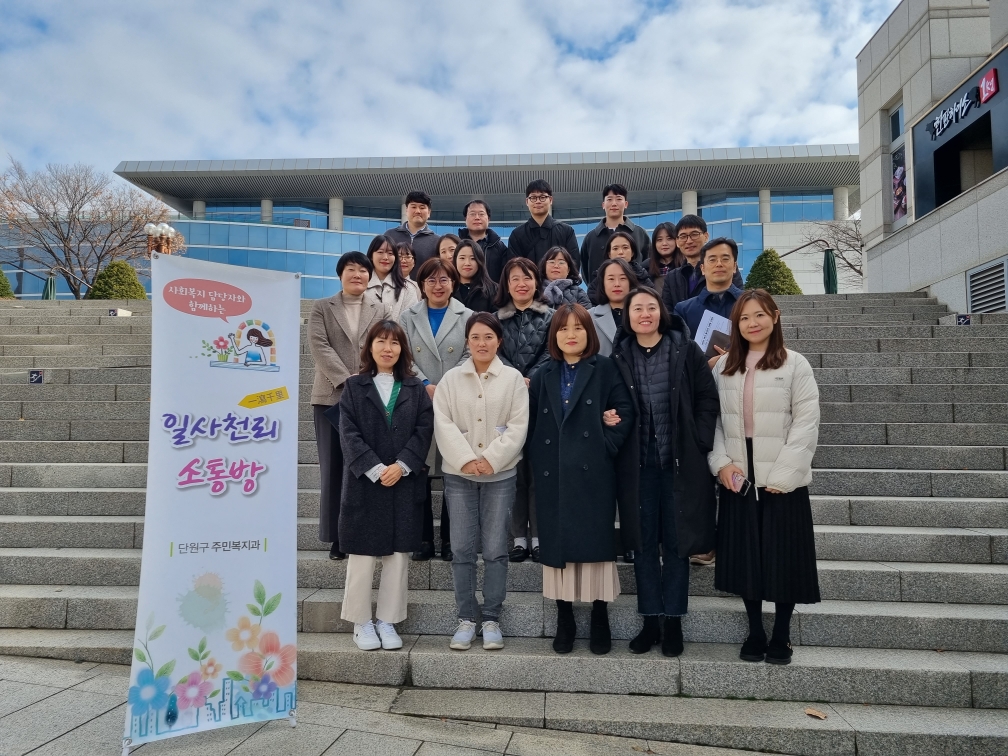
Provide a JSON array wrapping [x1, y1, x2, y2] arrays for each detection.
[[0, 0, 898, 172]]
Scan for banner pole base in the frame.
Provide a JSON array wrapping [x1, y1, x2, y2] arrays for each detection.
[[288, 708, 297, 728], [122, 736, 132, 756]]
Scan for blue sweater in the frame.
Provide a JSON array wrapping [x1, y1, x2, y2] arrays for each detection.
[[674, 285, 744, 340]]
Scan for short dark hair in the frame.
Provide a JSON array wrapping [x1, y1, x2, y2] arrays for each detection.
[[526, 179, 553, 198], [675, 214, 707, 235], [602, 183, 628, 201], [538, 246, 581, 285], [359, 320, 415, 382], [404, 191, 431, 208], [337, 251, 372, 277], [604, 231, 639, 260], [438, 233, 462, 254], [494, 257, 543, 309], [623, 286, 673, 334], [463, 199, 491, 220], [596, 258, 639, 305], [547, 303, 600, 361], [415, 257, 460, 299], [465, 311, 503, 340], [700, 236, 739, 263]]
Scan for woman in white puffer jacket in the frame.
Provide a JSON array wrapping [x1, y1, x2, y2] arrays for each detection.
[[709, 288, 821, 667]]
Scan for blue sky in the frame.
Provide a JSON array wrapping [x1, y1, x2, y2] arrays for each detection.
[[0, 0, 899, 172]]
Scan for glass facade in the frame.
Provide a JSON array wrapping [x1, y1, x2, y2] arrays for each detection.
[[2, 188, 843, 298]]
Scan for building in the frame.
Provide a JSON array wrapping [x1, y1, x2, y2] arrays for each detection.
[[100, 146, 860, 299], [859, 0, 1008, 311]]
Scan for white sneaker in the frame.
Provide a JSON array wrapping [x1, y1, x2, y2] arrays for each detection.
[[376, 620, 403, 650], [352, 621, 381, 651], [482, 621, 504, 650], [450, 619, 477, 650]]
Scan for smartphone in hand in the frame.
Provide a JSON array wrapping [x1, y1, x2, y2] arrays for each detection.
[[731, 472, 752, 497]]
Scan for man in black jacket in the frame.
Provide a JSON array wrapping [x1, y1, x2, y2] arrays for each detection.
[[580, 183, 651, 285], [385, 191, 440, 278], [661, 214, 744, 312], [507, 180, 580, 269], [458, 199, 512, 285]]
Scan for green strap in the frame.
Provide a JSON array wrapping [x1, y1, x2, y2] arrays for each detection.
[[384, 381, 401, 426]]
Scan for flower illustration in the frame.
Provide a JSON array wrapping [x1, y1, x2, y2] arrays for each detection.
[[251, 674, 278, 701], [175, 670, 212, 710], [238, 631, 296, 687], [225, 616, 260, 651], [201, 658, 221, 679], [213, 337, 228, 351], [128, 668, 171, 716]]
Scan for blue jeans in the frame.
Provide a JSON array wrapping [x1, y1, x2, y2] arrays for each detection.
[[635, 466, 690, 617], [444, 474, 516, 622]]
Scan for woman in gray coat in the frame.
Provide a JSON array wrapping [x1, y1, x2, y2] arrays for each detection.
[[308, 251, 390, 560], [400, 257, 474, 561], [589, 258, 638, 357]]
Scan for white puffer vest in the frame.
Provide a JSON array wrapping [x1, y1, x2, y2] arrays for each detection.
[[708, 349, 820, 493]]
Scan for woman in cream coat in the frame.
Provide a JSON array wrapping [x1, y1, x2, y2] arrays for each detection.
[[365, 234, 421, 322], [400, 257, 474, 561], [709, 288, 820, 667]]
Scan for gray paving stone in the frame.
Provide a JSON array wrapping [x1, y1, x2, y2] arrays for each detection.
[[296, 679, 400, 713], [0, 515, 138, 548], [415, 742, 501, 756], [22, 702, 129, 756], [504, 727, 671, 756], [20, 401, 150, 420], [225, 719, 342, 756], [0, 688, 122, 755], [814, 561, 901, 601], [813, 525, 994, 563], [833, 702, 1008, 755], [130, 720, 265, 754], [0, 629, 133, 664], [0, 654, 101, 688], [820, 402, 954, 424], [321, 729, 419, 756], [0, 548, 141, 586], [849, 497, 1008, 528], [810, 470, 932, 497], [409, 635, 679, 695], [67, 663, 131, 698], [813, 444, 1005, 471], [885, 424, 1008, 447], [296, 632, 413, 686], [9, 462, 147, 488], [391, 688, 545, 728], [679, 643, 972, 707], [70, 421, 149, 441], [943, 651, 1008, 709], [0, 488, 145, 516], [544, 693, 854, 755], [893, 562, 1008, 604], [0, 421, 70, 442], [0, 678, 62, 718]]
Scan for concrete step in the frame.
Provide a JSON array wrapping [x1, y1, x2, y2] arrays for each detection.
[[0, 461, 320, 488], [820, 423, 1008, 446], [0, 334, 151, 345], [0, 421, 150, 442], [790, 338, 1008, 354], [1, 323, 148, 335], [812, 351, 986, 368], [0, 355, 151, 369], [810, 468, 1008, 497], [814, 367, 1008, 385], [782, 313, 940, 324], [22, 367, 152, 384], [820, 384, 1008, 403], [820, 402, 1008, 424], [813, 445, 1007, 471], [0, 344, 151, 356], [836, 496, 1008, 528]]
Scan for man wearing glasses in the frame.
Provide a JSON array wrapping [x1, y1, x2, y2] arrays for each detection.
[[458, 199, 512, 284], [661, 215, 743, 312], [580, 183, 652, 285], [507, 180, 580, 268]]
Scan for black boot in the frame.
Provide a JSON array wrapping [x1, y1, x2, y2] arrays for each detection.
[[328, 543, 345, 560], [589, 600, 611, 655], [766, 602, 795, 665], [412, 541, 434, 561], [662, 616, 684, 657], [629, 615, 661, 654], [553, 600, 575, 654], [740, 598, 767, 662]]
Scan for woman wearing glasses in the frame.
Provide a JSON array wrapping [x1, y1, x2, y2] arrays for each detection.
[[365, 235, 421, 322], [540, 246, 592, 309], [400, 258, 474, 562]]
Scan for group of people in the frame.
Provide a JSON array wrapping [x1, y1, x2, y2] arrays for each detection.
[[307, 181, 821, 665]]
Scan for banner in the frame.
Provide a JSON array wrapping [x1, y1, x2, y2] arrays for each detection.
[[124, 255, 300, 751]]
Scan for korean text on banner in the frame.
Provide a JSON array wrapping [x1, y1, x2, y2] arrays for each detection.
[[124, 256, 300, 750]]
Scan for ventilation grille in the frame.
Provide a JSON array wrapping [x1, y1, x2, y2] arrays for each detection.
[[968, 260, 1007, 313]]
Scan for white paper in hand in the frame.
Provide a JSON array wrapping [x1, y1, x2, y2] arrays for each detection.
[[695, 309, 732, 353]]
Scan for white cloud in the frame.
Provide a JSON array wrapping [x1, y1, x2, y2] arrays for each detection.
[[0, 0, 897, 171]]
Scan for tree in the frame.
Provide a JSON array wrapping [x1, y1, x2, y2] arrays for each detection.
[[745, 248, 803, 295], [0, 268, 13, 299], [85, 261, 147, 300], [0, 159, 184, 299], [801, 218, 863, 287]]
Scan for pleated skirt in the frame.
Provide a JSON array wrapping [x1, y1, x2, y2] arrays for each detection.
[[542, 562, 621, 603], [715, 439, 821, 604]]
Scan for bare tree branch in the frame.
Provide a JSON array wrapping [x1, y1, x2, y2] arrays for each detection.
[[801, 219, 864, 286], [0, 158, 180, 298]]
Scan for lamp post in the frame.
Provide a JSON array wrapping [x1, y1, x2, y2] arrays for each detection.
[[144, 223, 180, 255]]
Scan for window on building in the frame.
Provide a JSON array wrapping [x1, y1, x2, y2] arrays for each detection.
[[888, 103, 908, 226], [890, 105, 904, 144]]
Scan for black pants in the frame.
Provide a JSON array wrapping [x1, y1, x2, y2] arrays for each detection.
[[421, 477, 451, 546], [314, 404, 344, 547]]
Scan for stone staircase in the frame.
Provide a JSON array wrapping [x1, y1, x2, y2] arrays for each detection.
[[0, 293, 1007, 755]]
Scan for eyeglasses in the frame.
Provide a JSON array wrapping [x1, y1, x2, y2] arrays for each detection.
[[527, 194, 551, 203], [466, 210, 488, 218], [676, 231, 704, 242], [424, 277, 452, 287]]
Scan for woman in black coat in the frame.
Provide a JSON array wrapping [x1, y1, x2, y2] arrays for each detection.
[[610, 286, 720, 658], [337, 319, 434, 652], [528, 303, 636, 656], [453, 239, 498, 313]]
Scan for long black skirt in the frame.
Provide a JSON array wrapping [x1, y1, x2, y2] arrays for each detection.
[[714, 439, 820, 604]]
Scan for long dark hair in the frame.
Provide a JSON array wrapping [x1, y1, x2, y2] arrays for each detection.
[[359, 319, 416, 382], [649, 222, 685, 278], [604, 230, 639, 261], [452, 239, 497, 301], [596, 258, 638, 306], [494, 256, 544, 309], [538, 246, 581, 285], [244, 328, 273, 347], [721, 289, 787, 376], [366, 234, 408, 299]]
